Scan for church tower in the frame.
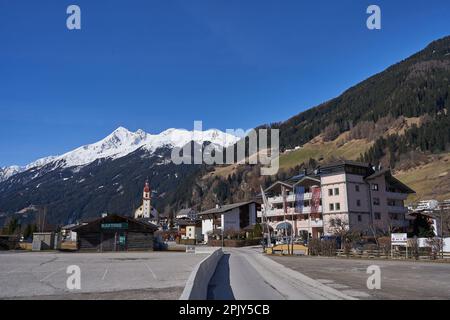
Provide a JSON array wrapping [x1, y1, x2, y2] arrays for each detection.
[[142, 179, 151, 218]]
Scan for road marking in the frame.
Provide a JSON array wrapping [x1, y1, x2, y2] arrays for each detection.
[[101, 268, 109, 281], [317, 279, 335, 284], [0, 268, 21, 275], [144, 263, 157, 280], [40, 267, 65, 282], [328, 283, 351, 289], [341, 289, 371, 298]]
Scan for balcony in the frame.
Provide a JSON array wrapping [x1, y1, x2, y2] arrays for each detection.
[[268, 193, 314, 203], [257, 206, 323, 218], [388, 206, 408, 214]]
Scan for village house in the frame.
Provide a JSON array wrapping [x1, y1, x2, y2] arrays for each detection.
[[198, 201, 259, 242]]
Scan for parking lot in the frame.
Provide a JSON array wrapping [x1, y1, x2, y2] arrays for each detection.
[[269, 255, 450, 300], [0, 250, 209, 299]]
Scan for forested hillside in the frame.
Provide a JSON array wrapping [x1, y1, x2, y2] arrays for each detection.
[[170, 36, 450, 211]]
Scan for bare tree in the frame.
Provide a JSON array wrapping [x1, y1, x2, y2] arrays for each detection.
[[329, 218, 361, 253]]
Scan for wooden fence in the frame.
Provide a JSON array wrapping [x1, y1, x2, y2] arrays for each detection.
[[335, 249, 450, 261]]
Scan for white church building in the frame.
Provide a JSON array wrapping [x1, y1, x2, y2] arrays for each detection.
[[134, 180, 159, 224]]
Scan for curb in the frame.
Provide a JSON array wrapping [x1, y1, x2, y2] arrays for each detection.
[[242, 247, 357, 300], [179, 248, 223, 300]]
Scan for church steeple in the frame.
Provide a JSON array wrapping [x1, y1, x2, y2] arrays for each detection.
[[143, 179, 151, 200], [142, 179, 151, 218]]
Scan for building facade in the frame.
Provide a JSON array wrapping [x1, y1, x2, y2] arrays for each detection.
[[198, 201, 258, 242], [71, 214, 158, 252], [258, 161, 415, 239]]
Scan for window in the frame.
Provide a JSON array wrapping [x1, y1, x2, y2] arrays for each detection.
[[356, 199, 361, 207], [372, 183, 379, 191], [374, 212, 381, 220], [334, 188, 339, 196], [357, 215, 362, 222], [335, 203, 341, 211], [328, 189, 333, 196], [355, 185, 360, 192], [373, 198, 380, 206], [329, 203, 334, 211]]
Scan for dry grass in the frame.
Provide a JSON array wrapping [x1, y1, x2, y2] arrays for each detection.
[[279, 133, 372, 169], [395, 153, 450, 203]]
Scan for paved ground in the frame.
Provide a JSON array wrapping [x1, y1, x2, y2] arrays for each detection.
[[0, 250, 209, 299], [207, 247, 354, 300], [269, 255, 450, 300]]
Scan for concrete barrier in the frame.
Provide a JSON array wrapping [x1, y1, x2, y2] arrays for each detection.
[[180, 248, 223, 300]]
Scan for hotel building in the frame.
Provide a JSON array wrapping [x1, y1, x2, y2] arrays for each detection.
[[258, 161, 415, 239]]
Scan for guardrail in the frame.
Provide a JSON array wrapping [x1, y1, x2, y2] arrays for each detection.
[[179, 248, 223, 300]]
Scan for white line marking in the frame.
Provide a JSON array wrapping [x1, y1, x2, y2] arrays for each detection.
[[101, 268, 109, 281], [40, 267, 65, 282], [145, 263, 157, 280]]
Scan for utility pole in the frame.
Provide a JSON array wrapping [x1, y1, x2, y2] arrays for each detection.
[[42, 206, 47, 232], [221, 223, 224, 249], [282, 186, 288, 254], [440, 208, 444, 259]]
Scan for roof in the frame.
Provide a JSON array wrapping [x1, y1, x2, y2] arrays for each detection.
[[177, 208, 195, 216], [292, 175, 321, 186], [365, 168, 391, 180], [71, 214, 159, 232], [365, 169, 415, 194], [175, 219, 200, 226], [264, 181, 293, 193], [198, 201, 257, 216]]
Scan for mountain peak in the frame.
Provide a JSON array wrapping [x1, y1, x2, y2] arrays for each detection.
[[0, 126, 240, 182]]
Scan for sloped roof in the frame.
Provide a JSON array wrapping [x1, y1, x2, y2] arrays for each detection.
[[71, 214, 158, 232], [198, 201, 257, 216], [365, 169, 415, 194]]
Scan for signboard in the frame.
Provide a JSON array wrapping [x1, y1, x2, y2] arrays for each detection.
[[310, 187, 321, 215], [101, 223, 128, 230], [391, 233, 407, 245]]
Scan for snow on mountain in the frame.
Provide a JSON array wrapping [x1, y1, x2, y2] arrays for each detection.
[[0, 165, 22, 182], [0, 126, 240, 182]]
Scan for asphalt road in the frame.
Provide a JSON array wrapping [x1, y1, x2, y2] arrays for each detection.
[[269, 255, 450, 300], [0, 250, 209, 299], [207, 247, 354, 300]]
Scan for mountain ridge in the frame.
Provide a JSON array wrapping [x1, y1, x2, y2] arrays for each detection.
[[0, 126, 239, 183], [1, 35, 450, 226]]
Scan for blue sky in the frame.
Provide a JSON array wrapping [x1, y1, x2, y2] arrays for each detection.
[[0, 0, 449, 167]]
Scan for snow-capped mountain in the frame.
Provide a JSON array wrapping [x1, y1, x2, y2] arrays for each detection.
[[0, 126, 239, 182], [0, 166, 22, 182]]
